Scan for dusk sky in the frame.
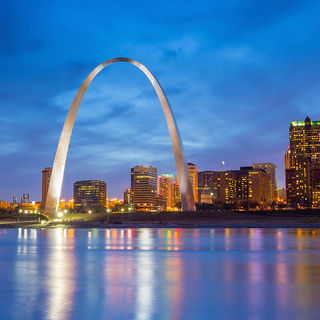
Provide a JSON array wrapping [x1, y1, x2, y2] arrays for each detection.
[[1, 0, 320, 202]]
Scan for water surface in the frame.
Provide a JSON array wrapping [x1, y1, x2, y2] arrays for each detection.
[[0, 228, 320, 319]]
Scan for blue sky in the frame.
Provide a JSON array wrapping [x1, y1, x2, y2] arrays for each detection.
[[1, 0, 320, 201]]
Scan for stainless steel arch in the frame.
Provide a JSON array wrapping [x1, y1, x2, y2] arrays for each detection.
[[45, 57, 196, 214]]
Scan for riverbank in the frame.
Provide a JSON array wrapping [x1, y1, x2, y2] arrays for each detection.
[[1, 210, 320, 228]]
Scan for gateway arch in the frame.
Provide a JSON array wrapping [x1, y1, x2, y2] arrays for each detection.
[[45, 57, 196, 214]]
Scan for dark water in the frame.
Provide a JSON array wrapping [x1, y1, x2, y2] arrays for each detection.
[[0, 228, 320, 319]]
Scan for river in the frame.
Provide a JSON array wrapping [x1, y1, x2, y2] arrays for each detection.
[[0, 228, 319, 319]]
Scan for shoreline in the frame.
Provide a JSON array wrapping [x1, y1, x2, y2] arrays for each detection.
[[1, 210, 320, 229], [1, 221, 320, 229]]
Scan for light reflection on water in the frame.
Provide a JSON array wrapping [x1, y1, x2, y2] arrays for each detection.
[[45, 228, 76, 320], [0, 228, 320, 319]]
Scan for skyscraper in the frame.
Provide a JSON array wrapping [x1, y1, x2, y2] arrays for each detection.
[[131, 165, 157, 211], [197, 167, 270, 208], [158, 174, 175, 210], [253, 163, 277, 202], [41, 167, 52, 209], [224, 167, 271, 208], [284, 147, 291, 170], [74, 180, 107, 212], [172, 176, 181, 208], [187, 162, 198, 203], [286, 116, 320, 207], [123, 188, 133, 206], [198, 171, 217, 204]]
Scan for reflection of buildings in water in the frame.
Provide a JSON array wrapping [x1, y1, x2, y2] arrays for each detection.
[[101, 228, 187, 251], [46, 228, 76, 320], [103, 228, 155, 319], [295, 228, 320, 251], [224, 228, 231, 251], [8, 227, 320, 319], [102, 228, 186, 318], [248, 228, 262, 251], [137, 229, 154, 251], [103, 253, 135, 315], [102, 228, 156, 319], [293, 229, 320, 312], [13, 228, 39, 319], [219, 228, 320, 318], [104, 228, 137, 250], [160, 229, 182, 251], [84, 229, 107, 316], [173, 229, 182, 250], [274, 251, 290, 318], [274, 230, 291, 315], [276, 230, 285, 251], [246, 260, 264, 314], [294, 261, 320, 311], [221, 229, 279, 316], [135, 251, 155, 320], [192, 229, 200, 250], [17, 228, 38, 254], [163, 254, 183, 320]]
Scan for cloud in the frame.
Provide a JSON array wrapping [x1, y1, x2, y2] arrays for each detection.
[[1, 0, 320, 200]]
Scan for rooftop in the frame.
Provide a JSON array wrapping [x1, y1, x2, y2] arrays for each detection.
[[291, 116, 320, 127]]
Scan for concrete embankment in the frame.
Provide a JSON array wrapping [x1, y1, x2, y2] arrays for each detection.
[[1, 210, 320, 228]]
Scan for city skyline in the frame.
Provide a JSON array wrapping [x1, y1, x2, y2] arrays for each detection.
[[1, 0, 320, 201], [1, 2, 320, 320], [44, 57, 196, 214], [0, 118, 315, 203]]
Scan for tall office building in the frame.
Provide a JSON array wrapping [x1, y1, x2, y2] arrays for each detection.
[[224, 167, 271, 207], [74, 180, 107, 212], [286, 116, 320, 207], [198, 171, 217, 204], [172, 176, 181, 207], [41, 167, 52, 209], [253, 163, 277, 202], [187, 162, 198, 203], [131, 165, 157, 211], [284, 148, 292, 170], [123, 188, 133, 205], [158, 174, 175, 209], [197, 167, 270, 208]]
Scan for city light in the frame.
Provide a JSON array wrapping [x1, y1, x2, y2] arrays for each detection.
[[0, 4, 319, 320]]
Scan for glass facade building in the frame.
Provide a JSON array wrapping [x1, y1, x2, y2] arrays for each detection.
[[73, 180, 107, 212], [286, 116, 320, 207]]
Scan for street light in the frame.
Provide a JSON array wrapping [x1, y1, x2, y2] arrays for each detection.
[[57, 212, 63, 218]]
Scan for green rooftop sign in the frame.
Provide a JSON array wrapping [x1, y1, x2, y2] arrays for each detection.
[[291, 121, 320, 127], [161, 173, 174, 178]]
